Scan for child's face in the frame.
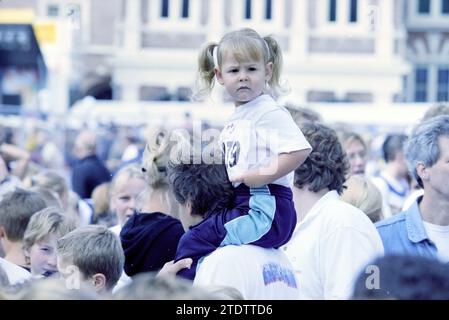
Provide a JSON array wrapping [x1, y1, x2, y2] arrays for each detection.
[[110, 175, 146, 226], [28, 233, 58, 277], [215, 53, 273, 106]]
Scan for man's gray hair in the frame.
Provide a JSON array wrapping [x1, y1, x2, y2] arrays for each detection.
[[56, 225, 124, 290], [405, 115, 449, 188]]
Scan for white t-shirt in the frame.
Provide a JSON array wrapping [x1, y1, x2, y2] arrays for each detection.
[[422, 221, 449, 263], [282, 191, 384, 300], [402, 189, 424, 211], [220, 94, 311, 187], [371, 171, 410, 218], [0, 257, 31, 286], [194, 245, 299, 300]]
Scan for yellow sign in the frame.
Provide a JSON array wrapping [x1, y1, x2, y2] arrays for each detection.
[[0, 9, 35, 23], [0, 8, 57, 44], [34, 23, 57, 44]]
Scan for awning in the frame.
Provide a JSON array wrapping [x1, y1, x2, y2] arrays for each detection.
[[0, 24, 47, 88]]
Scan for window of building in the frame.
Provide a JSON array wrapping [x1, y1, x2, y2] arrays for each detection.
[[442, 0, 449, 14], [437, 68, 449, 101], [47, 4, 59, 17], [265, 0, 272, 20], [329, 0, 337, 21], [161, 0, 169, 17], [245, 0, 252, 19], [414, 67, 428, 102], [148, 0, 200, 29], [181, 0, 189, 18], [349, 0, 358, 22], [307, 90, 337, 102], [176, 87, 192, 101], [418, 0, 431, 14], [140, 86, 171, 101], [345, 92, 373, 103]]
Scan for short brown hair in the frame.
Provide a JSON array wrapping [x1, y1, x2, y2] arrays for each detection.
[[294, 123, 349, 194], [0, 189, 46, 241]]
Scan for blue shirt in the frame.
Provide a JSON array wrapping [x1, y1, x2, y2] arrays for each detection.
[[376, 197, 437, 259]]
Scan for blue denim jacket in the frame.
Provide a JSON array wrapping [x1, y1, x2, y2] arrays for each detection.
[[375, 197, 437, 259]]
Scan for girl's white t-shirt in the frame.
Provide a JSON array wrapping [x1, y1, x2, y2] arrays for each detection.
[[220, 95, 311, 187]]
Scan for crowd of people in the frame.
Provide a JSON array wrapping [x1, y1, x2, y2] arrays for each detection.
[[2, 28, 449, 300]]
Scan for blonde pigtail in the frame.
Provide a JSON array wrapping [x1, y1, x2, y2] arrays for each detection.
[[264, 36, 289, 98], [191, 42, 219, 101]]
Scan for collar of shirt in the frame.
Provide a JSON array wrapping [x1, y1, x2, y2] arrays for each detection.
[[231, 94, 274, 116], [296, 190, 339, 230], [405, 196, 432, 244]]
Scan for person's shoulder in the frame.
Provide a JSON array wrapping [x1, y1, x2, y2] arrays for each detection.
[[209, 245, 242, 257], [375, 212, 408, 248], [123, 212, 184, 239], [158, 215, 184, 236], [322, 197, 372, 225], [256, 100, 288, 118], [138, 211, 181, 224], [375, 211, 407, 230], [204, 245, 252, 261], [209, 245, 284, 261], [0, 257, 31, 285]]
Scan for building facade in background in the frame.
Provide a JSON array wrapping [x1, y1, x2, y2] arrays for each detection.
[[405, 0, 449, 103], [1, 0, 448, 113]]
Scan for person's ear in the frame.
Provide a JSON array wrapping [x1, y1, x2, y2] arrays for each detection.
[[0, 226, 7, 240], [265, 62, 273, 82], [416, 162, 429, 183], [186, 201, 193, 216], [215, 67, 224, 85], [91, 273, 107, 292]]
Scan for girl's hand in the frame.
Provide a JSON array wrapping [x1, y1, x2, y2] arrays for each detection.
[[157, 258, 193, 278], [229, 173, 244, 184]]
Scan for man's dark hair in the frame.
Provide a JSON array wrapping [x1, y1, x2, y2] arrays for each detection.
[[0, 188, 47, 241], [382, 134, 407, 163], [352, 255, 449, 300], [294, 123, 349, 194], [168, 160, 234, 217]]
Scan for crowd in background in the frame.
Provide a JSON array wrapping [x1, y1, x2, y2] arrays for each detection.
[[1, 102, 449, 300]]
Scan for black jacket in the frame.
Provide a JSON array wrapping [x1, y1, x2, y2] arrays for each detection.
[[120, 212, 184, 277], [72, 155, 110, 199]]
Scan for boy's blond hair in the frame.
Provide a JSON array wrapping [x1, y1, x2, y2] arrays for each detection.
[[23, 206, 76, 253]]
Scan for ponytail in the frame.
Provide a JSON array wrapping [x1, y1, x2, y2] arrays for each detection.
[[192, 42, 218, 101], [264, 35, 289, 98]]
